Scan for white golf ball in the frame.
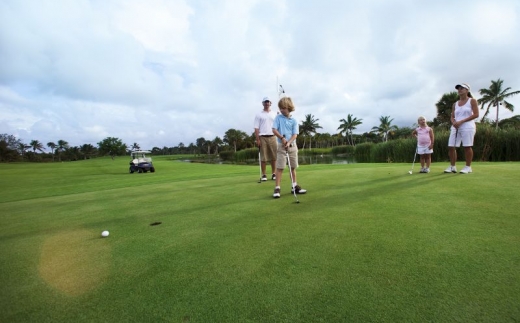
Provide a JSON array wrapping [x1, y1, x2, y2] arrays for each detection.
[[101, 230, 109, 237]]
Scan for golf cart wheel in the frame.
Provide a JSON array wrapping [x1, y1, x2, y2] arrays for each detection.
[[129, 167, 134, 174], [150, 167, 155, 173]]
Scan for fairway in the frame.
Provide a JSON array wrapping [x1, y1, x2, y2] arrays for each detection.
[[1, 158, 519, 322]]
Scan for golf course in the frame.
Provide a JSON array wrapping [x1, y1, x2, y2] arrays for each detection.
[[1, 157, 519, 322]]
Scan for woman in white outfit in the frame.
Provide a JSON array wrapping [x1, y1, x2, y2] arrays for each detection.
[[444, 83, 479, 174]]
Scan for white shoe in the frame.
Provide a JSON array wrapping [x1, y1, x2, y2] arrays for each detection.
[[425, 168, 430, 173], [444, 166, 457, 173], [460, 166, 472, 174]]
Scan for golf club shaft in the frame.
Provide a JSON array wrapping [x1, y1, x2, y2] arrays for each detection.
[[410, 148, 417, 173], [258, 148, 262, 183], [284, 136, 299, 203]]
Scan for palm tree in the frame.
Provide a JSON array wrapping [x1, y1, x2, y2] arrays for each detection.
[[223, 129, 247, 152], [80, 144, 96, 159], [371, 116, 398, 142], [478, 79, 520, 129], [56, 140, 69, 162], [17, 142, 30, 159], [299, 114, 322, 149], [131, 143, 140, 151], [29, 140, 44, 153], [212, 136, 223, 154], [337, 114, 363, 146], [47, 142, 57, 161]]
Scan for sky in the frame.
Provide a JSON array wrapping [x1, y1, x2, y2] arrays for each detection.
[[1, 0, 519, 150]]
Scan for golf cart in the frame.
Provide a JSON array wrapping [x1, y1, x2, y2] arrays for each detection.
[[129, 150, 155, 173]]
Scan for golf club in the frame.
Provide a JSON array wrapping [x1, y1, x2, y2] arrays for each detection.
[[285, 142, 300, 204], [257, 147, 263, 183], [408, 147, 417, 174]]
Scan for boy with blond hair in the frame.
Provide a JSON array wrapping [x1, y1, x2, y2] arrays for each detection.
[[271, 97, 307, 198]]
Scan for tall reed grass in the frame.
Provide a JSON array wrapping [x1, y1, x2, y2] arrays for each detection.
[[226, 125, 520, 164]]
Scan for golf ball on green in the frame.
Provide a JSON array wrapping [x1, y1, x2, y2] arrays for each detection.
[[101, 231, 109, 237]]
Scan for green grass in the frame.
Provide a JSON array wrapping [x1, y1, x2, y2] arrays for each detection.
[[1, 158, 519, 322]]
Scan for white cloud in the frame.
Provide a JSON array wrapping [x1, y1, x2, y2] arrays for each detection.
[[1, 0, 519, 149]]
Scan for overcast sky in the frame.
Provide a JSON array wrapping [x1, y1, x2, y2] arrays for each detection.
[[1, 0, 519, 150]]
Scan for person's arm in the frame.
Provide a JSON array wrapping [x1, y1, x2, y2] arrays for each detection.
[[429, 128, 434, 150], [286, 119, 298, 148], [468, 98, 479, 121], [272, 128, 287, 146], [412, 129, 417, 137], [254, 128, 261, 147], [287, 134, 297, 148], [451, 103, 457, 128]]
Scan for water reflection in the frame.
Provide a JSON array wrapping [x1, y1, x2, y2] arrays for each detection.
[[299, 155, 356, 165]]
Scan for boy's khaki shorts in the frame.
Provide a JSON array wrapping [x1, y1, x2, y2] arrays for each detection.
[[259, 136, 277, 162], [276, 145, 298, 169]]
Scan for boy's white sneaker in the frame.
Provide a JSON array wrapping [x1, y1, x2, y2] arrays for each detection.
[[425, 168, 430, 173], [460, 166, 472, 174], [444, 166, 457, 173]]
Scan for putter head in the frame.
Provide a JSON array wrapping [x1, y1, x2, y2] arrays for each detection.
[[408, 171, 413, 174]]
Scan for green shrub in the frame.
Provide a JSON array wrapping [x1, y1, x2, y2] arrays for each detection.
[[234, 148, 258, 164], [219, 150, 235, 161], [353, 143, 374, 163]]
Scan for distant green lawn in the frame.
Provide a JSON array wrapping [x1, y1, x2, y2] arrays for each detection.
[[1, 158, 519, 322]]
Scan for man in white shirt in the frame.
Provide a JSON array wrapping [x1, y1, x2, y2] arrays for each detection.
[[254, 97, 277, 181]]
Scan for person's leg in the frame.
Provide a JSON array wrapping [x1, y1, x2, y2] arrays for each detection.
[[445, 147, 457, 173], [464, 147, 473, 166], [275, 168, 283, 187], [448, 147, 457, 166], [426, 154, 431, 168], [273, 146, 286, 197], [461, 129, 475, 167], [446, 128, 458, 168], [290, 168, 297, 184], [288, 148, 306, 193], [266, 137, 277, 179], [259, 137, 269, 178], [420, 155, 425, 169]]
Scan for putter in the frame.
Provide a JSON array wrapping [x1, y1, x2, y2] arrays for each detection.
[[408, 147, 417, 174], [285, 147, 300, 204], [257, 147, 263, 183]]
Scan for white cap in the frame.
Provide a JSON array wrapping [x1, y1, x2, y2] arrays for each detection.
[[455, 83, 471, 91], [262, 97, 271, 103]]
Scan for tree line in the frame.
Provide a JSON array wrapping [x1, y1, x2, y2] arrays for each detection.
[[1, 78, 518, 162]]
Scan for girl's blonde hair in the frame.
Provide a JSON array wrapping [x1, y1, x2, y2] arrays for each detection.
[[418, 116, 426, 122], [278, 97, 295, 112]]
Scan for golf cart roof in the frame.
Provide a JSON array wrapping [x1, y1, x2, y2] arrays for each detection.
[[132, 150, 151, 154]]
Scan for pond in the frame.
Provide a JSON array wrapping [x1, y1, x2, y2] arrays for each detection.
[[182, 155, 356, 165]]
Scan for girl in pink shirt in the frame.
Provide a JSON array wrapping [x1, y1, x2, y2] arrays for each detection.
[[412, 116, 434, 173]]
